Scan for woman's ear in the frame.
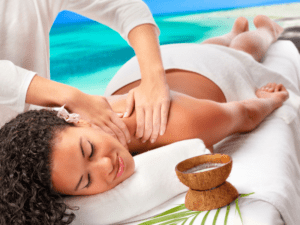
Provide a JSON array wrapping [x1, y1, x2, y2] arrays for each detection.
[[76, 119, 91, 127]]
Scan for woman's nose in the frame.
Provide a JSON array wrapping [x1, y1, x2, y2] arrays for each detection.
[[91, 156, 114, 176]]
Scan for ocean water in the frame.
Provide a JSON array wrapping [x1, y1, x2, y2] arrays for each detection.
[[49, 13, 257, 95]]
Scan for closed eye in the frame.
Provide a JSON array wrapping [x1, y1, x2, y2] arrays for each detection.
[[85, 141, 94, 189], [88, 141, 94, 158], [85, 174, 91, 188]]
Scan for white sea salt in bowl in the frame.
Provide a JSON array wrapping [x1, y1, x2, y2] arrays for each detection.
[[175, 154, 232, 190]]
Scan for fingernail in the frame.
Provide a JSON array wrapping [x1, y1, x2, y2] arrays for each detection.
[[117, 113, 123, 117], [123, 112, 128, 118], [160, 130, 164, 136], [150, 139, 155, 143], [142, 140, 146, 143], [127, 139, 131, 144]]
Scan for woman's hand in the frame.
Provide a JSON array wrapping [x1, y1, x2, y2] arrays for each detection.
[[69, 93, 131, 148], [124, 77, 170, 143]]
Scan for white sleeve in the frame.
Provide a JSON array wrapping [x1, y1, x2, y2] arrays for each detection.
[[62, 0, 159, 42], [0, 61, 36, 113]]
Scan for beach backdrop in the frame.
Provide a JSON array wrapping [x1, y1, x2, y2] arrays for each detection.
[[49, 0, 300, 95]]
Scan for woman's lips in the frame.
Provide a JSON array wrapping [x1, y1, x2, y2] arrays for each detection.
[[116, 156, 125, 178]]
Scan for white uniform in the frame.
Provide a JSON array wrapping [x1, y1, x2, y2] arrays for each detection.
[[0, 0, 158, 126]]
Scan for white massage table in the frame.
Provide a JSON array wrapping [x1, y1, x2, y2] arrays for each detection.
[[114, 41, 300, 225], [122, 115, 298, 225], [67, 40, 300, 225]]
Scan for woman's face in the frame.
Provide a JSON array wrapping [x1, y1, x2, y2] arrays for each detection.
[[50, 122, 135, 195]]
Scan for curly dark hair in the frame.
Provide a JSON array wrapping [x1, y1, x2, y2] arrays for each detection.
[[0, 109, 77, 224]]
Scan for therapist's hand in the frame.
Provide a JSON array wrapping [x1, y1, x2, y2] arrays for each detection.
[[71, 94, 131, 148], [127, 23, 171, 143], [25, 75, 130, 147], [124, 77, 170, 143]]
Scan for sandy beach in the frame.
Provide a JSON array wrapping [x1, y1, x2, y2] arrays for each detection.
[[167, 2, 300, 28], [162, 2, 300, 54]]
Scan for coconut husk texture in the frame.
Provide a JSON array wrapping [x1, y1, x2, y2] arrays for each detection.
[[175, 154, 232, 190], [185, 181, 239, 211]]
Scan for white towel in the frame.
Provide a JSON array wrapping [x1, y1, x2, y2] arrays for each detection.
[[104, 41, 300, 124]]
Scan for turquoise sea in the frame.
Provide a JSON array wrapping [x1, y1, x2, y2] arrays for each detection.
[[48, 11, 257, 95]]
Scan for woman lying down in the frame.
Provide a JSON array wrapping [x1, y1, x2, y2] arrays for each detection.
[[0, 15, 292, 224]]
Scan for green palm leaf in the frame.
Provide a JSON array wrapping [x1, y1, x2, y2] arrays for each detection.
[[153, 204, 187, 218], [159, 216, 190, 225], [182, 217, 190, 225], [138, 211, 197, 225], [189, 211, 202, 225], [235, 198, 243, 224], [212, 208, 221, 225], [224, 205, 230, 225], [201, 210, 211, 225], [240, 192, 255, 197], [139, 192, 255, 225]]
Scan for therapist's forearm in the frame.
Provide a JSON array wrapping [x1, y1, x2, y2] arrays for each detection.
[[128, 24, 165, 81], [25, 75, 81, 110]]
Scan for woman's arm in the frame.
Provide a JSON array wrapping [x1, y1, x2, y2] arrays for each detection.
[[108, 84, 288, 154], [108, 91, 237, 153]]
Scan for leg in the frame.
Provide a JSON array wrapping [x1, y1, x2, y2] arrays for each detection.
[[202, 17, 249, 47], [229, 15, 284, 62]]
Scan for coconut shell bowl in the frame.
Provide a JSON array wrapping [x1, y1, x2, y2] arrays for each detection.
[[175, 154, 238, 211]]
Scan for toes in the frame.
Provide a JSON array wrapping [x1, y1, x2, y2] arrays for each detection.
[[268, 83, 276, 92], [275, 83, 285, 92], [260, 86, 267, 91], [233, 16, 249, 33], [261, 83, 287, 93], [253, 15, 283, 38], [264, 83, 277, 92]]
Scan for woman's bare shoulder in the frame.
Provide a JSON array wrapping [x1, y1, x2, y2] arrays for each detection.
[[106, 94, 128, 113]]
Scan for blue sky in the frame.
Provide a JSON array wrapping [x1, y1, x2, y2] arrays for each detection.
[[53, 0, 299, 24], [143, 0, 297, 14]]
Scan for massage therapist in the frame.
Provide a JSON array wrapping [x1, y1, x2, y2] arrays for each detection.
[[0, 0, 170, 147]]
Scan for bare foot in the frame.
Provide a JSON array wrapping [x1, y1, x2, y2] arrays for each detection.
[[231, 16, 249, 35], [202, 17, 249, 46], [256, 83, 289, 107], [253, 15, 284, 39]]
